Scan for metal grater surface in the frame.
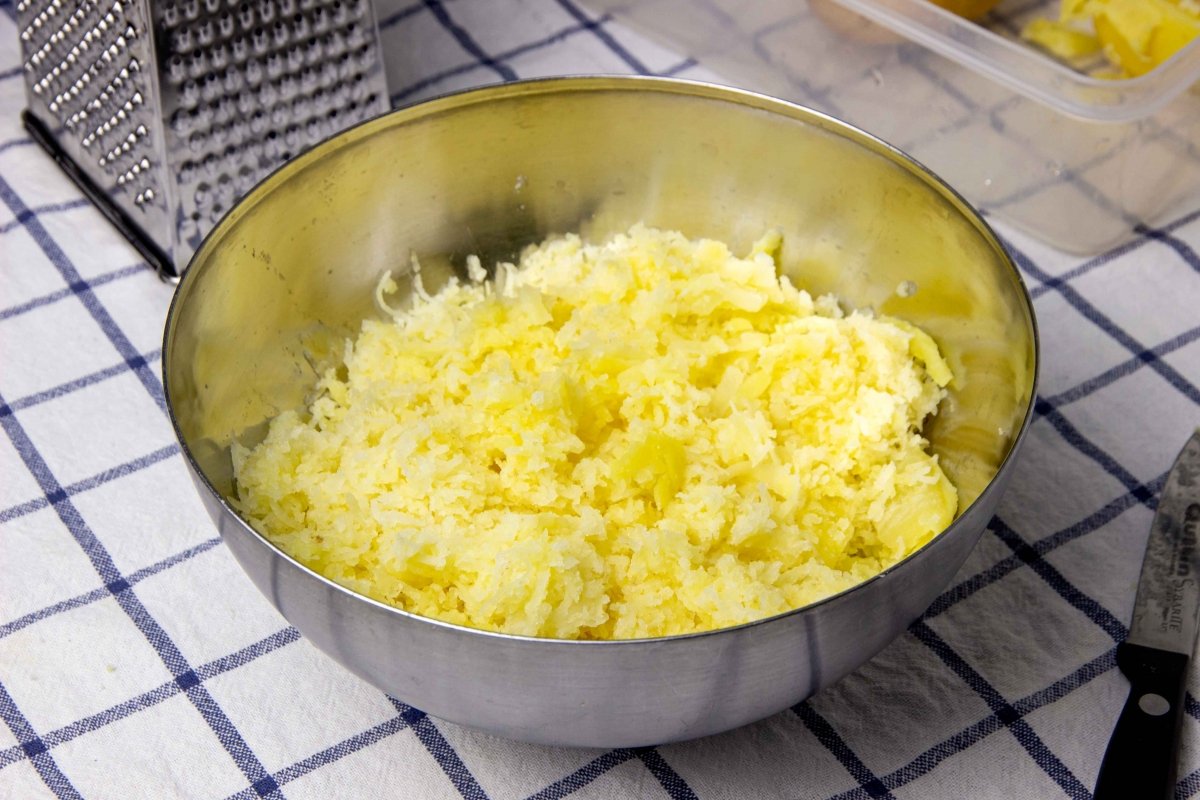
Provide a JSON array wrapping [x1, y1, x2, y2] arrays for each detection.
[[18, 0, 390, 279]]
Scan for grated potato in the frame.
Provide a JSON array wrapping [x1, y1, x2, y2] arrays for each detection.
[[1022, 0, 1200, 77], [232, 225, 957, 639]]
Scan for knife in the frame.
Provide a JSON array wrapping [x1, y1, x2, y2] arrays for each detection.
[[1094, 429, 1200, 800]]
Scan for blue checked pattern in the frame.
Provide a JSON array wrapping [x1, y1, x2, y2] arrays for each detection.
[[605, 0, 1200, 257], [2, 0, 1199, 797]]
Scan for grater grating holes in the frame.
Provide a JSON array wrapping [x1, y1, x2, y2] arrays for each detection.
[[19, 0, 388, 273], [163, 0, 382, 186]]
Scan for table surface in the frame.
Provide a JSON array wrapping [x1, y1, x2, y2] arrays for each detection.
[[3, 1, 1200, 798]]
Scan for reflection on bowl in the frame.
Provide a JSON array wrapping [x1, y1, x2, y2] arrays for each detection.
[[163, 76, 1038, 748]]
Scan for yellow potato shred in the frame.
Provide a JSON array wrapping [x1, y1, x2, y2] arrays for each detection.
[[232, 225, 957, 639], [1022, 0, 1200, 77]]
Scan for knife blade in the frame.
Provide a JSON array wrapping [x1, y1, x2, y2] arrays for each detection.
[[1094, 429, 1200, 800]]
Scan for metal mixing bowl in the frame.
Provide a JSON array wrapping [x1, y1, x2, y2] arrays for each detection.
[[163, 76, 1038, 748]]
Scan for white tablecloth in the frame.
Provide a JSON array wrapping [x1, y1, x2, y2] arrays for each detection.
[[3, 1, 1200, 798]]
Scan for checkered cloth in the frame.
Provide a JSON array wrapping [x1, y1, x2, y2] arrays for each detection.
[[3, 0, 1200, 797]]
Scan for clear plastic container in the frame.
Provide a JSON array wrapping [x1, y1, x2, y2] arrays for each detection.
[[587, 0, 1200, 253]]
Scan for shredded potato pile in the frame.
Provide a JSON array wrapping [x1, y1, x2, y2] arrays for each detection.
[[232, 225, 957, 639]]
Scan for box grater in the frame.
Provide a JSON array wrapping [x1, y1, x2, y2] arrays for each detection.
[[17, 0, 391, 279]]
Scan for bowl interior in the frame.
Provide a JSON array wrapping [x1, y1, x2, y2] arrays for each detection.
[[166, 77, 1036, 543]]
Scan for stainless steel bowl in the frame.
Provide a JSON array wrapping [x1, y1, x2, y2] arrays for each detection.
[[163, 76, 1038, 748]]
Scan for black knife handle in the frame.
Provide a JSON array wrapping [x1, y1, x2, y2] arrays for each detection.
[[1094, 642, 1188, 800]]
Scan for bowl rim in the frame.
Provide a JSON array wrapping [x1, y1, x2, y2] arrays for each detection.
[[162, 74, 1041, 647]]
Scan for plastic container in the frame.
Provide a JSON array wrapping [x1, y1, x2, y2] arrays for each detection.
[[586, 0, 1200, 253]]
